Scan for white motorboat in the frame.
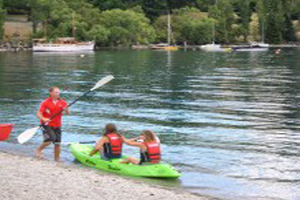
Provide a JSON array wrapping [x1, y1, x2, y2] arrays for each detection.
[[33, 37, 94, 52], [234, 42, 269, 52]]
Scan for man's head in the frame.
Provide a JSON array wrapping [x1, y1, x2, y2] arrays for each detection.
[[49, 87, 60, 99]]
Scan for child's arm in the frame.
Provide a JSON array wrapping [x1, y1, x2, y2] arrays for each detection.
[[89, 137, 106, 156], [121, 135, 143, 147]]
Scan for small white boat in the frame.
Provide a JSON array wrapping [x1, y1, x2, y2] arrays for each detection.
[[33, 37, 94, 52], [200, 43, 232, 52], [234, 22, 269, 52], [200, 22, 232, 52], [150, 43, 179, 51], [234, 42, 269, 52]]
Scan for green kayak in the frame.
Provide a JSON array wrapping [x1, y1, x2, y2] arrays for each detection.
[[69, 143, 181, 178]]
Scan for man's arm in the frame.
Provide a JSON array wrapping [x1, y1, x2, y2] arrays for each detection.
[[36, 110, 49, 123], [64, 106, 70, 115]]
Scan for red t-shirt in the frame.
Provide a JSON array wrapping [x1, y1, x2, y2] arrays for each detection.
[[39, 97, 68, 127]]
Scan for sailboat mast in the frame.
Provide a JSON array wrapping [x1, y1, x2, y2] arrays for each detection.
[[72, 11, 76, 38], [262, 20, 264, 43], [212, 21, 215, 44], [167, 11, 171, 45]]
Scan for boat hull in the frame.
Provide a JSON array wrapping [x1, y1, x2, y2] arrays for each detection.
[[151, 46, 179, 51], [0, 124, 13, 141], [69, 144, 181, 178], [33, 43, 94, 52], [200, 44, 232, 52], [234, 43, 269, 52], [202, 48, 232, 52], [235, 48, 268, 52]]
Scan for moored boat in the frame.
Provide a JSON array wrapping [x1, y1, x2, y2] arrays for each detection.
[[200, 43, 232, 52], [200, 22, 232, 52], [150, 11, 179, 51], [150, 43, 179, 51], [0, 124, 13, 141], [233, 42, 269, 52], [33, 37, 94, 52], [234, 22, 269, 52]]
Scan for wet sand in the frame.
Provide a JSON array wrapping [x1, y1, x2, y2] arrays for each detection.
[[0, 151, 208, 200]]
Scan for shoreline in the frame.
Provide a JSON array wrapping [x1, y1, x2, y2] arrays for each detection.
[[0, 150, 211, 200], [0, 43, 299, 52]]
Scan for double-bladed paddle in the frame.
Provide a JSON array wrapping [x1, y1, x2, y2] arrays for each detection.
[[55, 141, 96, 145]]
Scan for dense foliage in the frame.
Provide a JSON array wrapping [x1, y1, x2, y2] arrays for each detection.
[[2, 0, 300, 45], [0, 0, 5, 40]]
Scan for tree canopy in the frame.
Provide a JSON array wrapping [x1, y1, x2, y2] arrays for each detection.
[[0, 0, 5, 40], [1, 0, 300, 45]]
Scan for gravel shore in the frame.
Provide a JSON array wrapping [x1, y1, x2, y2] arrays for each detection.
[[0, 151, 208, 200]]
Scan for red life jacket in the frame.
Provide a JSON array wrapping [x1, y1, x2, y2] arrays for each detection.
[[106, 133, 123, 156], [144, 142, 161, 164]]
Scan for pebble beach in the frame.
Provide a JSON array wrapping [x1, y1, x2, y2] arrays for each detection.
[[0, 151, 209, 200]]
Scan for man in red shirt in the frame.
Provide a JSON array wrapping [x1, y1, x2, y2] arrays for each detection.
[[36, 86, 70, 162]]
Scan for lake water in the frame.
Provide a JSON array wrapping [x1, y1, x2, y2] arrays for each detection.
[[1, 49, 300, 200]]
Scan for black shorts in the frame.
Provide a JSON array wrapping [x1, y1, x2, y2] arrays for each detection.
[[42, 125, 62, 144]]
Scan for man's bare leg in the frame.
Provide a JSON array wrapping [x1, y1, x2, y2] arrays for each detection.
[[36, 142, 51, 159], [54, 144, 61, 162]]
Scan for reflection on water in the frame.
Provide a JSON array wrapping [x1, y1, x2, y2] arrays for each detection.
[[1, 49, 300, 200]]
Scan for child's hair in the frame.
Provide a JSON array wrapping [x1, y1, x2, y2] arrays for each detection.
[[141, 130, 156, 142], [104, 123, 118, 135]]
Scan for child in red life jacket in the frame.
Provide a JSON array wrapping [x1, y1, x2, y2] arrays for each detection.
[[89, 123, 123, 160], [120, 130, 161, 165]]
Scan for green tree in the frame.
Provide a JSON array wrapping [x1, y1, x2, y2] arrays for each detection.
[[236, 0, 251, 42], [3, 0, 29, 14], [296, 0, 300, 34], [257, 0, 297, 43], [27, 0, 52, 34], [87, 24, 110, 45], [154, 7, 213, 45], [99, 9, 156, 46], [140, 0, 168, 21], [0, 0, 5, 40], [5, 0, 299, 45], [283, 13, 296, 41], [0, 0, 6, 40], [86, 0, 127, 10], [64, 0, 102, 27], [193, 0, 216, 12], [208, 0, 236, 43], [281, 0, 297, 41], [261, 0, 285, 43], [30, 0, 102, 41]]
